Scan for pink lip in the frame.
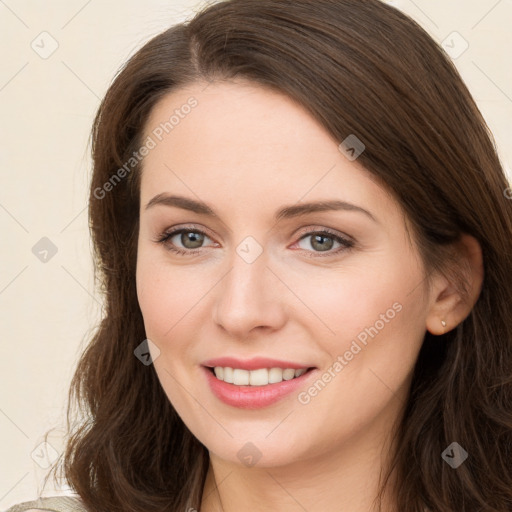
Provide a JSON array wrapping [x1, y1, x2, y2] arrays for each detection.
[[202, 365, 317, 409], [202, 356, 312, 371]]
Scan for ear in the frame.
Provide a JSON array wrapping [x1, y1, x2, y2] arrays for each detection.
[[425, 233, 484, 335]]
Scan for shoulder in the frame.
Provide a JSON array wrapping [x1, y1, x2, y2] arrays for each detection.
[[3, 496, 88, 512]]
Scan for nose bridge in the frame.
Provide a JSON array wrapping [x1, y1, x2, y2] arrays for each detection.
[[227, 247, 267, 300], [213, 243, 286, 336]]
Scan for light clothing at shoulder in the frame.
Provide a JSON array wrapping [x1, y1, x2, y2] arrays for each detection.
[[3, 496, 87, 512]]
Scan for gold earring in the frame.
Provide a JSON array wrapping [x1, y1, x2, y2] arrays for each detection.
[[441, 320, 447, 327]]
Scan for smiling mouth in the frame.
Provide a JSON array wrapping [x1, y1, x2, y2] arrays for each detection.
[[205, 366, 315, 386]]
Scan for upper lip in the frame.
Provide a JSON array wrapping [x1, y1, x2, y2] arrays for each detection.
[[202, 356, 314, 371]]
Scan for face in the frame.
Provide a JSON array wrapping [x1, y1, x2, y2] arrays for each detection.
[[136, 79, 431, 468]]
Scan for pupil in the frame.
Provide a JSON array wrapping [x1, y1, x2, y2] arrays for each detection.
[[312, 234, 333, 251], [182, 232, 204, 249]]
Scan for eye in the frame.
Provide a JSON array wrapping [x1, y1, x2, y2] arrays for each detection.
[[154, 225, 354, 258], [293, 229, 354, 257], [154, 226, 216, 255]]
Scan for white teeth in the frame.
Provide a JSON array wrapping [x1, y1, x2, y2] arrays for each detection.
[[211, 366, 309, 386], [233, 369, 250, 385], [269, 367, 283, 384], [282, 369, 296, 380], [249, 368, 268, 386], [223, 367, 234, 384]]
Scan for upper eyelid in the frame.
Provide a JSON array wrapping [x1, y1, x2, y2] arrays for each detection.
[[160, 225, 352, 246], [160, 224, 349, 237], [163, 225, 216, 244]]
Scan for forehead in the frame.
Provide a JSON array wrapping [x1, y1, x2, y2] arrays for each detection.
[[142, 79, 339, 164], [139, 80, 401, 227]]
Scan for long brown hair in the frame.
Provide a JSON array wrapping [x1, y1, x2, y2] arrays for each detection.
[[45, 0, 512, 510]]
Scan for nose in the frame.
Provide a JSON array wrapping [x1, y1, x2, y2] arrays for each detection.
[[212, 248, 287, 339]]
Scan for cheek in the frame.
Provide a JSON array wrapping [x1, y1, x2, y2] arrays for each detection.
[[135, 249, 213, 342], [288, 250, 426, 366], [287, 263, 399, 339], [136, 255, 167, 335], [290, 270, 426, 444], [136, 249, 182, 339]]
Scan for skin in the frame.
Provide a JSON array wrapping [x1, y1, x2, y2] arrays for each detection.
[[135, 79, 483, 512]]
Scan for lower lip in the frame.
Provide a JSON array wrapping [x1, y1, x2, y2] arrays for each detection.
[[202, 366, 316, 409]]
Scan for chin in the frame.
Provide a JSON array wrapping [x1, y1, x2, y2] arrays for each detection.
[[197, 427, 312, 469]]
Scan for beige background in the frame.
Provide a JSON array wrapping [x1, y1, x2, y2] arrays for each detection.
[[1, 0, 511, 508]]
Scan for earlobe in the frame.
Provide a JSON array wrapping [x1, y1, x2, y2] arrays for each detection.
[[425, 233, 484, 336]]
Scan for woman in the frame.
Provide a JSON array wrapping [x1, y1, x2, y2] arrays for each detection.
[[7, 0, 512, 511]]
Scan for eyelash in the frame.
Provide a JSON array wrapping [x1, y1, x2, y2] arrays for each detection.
[[153, 224, 355, 258]]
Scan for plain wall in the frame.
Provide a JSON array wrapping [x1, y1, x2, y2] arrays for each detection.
[[1, 0, 511, 508]]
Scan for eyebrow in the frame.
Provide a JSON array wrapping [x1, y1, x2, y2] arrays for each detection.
[[144, 193, 378, 223]]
